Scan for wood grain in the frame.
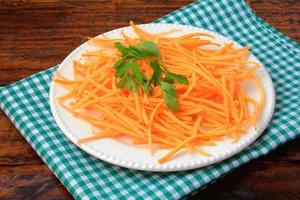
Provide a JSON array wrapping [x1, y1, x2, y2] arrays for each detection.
[[0, 0, 299, 199], [0, 165, 71, 199]]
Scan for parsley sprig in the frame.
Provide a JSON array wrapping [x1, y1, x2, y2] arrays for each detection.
[[113, 40, 189, 111]]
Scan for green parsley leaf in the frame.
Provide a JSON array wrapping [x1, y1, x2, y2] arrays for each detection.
[[150, 60, 163, 86], [114, 57, 125, 70], [141, 81, 151, 93], [127, 77, 139, 94], [131, 81, 139, 94], [164, 73, 174, 84], [125, 77, 132, 90], [114, 42, 129, 56], [118, 75, 128, 88], [166, 72, 189, 85], [131, 61, 144, 84], [115, 60, 131, 77], [140, 40, 160, 57], [128, 46, 148, 58], [160, 81, 179, 111]]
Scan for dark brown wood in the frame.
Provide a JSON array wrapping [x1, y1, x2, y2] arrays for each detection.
[[0, 165, 72, 199], [0, 0, 299, 199]]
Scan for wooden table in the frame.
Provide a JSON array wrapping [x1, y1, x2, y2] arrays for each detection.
[[0, 0, 299, 199]]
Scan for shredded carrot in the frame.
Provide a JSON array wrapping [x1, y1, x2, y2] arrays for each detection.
[[77, 132, 121, 144], [53, 22, 265, 164]]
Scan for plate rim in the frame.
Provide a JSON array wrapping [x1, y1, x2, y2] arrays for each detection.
[[49, 23, 276, 172]]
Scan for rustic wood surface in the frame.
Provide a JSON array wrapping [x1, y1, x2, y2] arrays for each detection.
[[0, 0, 299, 199]]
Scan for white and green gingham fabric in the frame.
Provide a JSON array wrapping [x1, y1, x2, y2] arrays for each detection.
[[1, 0, 299, 199]]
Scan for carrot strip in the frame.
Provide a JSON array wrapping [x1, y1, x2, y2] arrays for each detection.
[[77, 132, 121, 144], [192, 116, 202, 136]]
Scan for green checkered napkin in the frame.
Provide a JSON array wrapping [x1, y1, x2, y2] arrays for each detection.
[[1, 0, 299, 199]]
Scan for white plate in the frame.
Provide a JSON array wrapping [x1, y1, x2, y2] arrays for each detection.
[[49, 23, 275, 172]]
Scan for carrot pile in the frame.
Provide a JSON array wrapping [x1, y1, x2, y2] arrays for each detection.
[[53, 22, 265, 164]]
